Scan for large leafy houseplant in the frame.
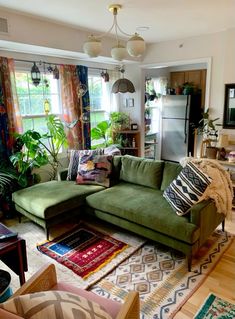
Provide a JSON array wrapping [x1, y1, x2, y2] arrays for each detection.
[[110, 112, 130, 131], [91, 120, 112, 148], [10, 115, 68, 186]]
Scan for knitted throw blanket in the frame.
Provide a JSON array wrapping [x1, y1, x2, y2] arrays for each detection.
[[180, 158, 233, 220]]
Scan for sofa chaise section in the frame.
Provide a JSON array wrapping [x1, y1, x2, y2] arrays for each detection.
[[12, 180, 104, 239]]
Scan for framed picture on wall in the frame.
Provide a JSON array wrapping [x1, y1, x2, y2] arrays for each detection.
[[126, 98, 134, 107]]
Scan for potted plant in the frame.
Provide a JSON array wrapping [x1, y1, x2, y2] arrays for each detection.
[[91, 120, 112, 148], [10, 115, 68, 185], [196, 109, 220, 158], [110, 112, 130, 132]]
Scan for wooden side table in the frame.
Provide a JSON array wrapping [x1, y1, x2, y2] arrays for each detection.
[[0, 223, 28, 285]]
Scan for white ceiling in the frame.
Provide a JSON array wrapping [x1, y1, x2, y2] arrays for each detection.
[[0, 0, 235, 43]]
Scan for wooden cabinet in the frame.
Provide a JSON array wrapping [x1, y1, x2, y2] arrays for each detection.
[[113, 130, 140, 157], [170, 69, 207, 107]]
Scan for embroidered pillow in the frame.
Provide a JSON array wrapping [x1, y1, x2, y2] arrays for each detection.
[[76, 154, 113, 187], [0, 290, 112, 319], [67, 149, 104, 181], [163, 161, 211, 215]]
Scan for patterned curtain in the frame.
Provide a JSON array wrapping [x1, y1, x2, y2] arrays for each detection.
[[0, 57, 22, 159], [60, 64, 82, 149], [60, 64, 91, 150], [76, 65, 91, 149]]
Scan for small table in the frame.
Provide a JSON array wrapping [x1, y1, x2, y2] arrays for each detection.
[[0, 223, 28, 285]]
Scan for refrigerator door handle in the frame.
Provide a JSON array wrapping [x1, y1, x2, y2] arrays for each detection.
[[184, 96, 189, 143]]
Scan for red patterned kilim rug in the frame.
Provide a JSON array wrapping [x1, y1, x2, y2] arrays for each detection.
[[37, 223, 128, 279]]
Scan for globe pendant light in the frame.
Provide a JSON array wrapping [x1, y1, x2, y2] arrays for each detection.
[[83, 4, 146, 61], [83, 35, 101, 58], [127, 33, 146, 57], [111, 42, 127, 61]]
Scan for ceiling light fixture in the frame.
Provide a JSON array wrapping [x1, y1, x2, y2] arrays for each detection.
[[111, 67, 135, 93], [83, 4, 146, 61]]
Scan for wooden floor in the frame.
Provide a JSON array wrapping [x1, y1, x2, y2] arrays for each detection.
[[174, 211, 235, 318]]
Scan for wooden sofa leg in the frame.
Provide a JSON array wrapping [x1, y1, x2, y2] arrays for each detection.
[[46, 228, 49, 240], [222, 219, 225, 232], [18, 213, 22, 223], [187, 254, 192, 272]]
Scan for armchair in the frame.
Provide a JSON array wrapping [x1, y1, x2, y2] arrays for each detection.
[[3, 263, 139, 319]]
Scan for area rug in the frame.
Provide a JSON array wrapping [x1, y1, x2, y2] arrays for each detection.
[[90, 230, 234, 319], [37, 223, 128, 279], [194, 293, 235, 318], [0, 219, 146, 291]]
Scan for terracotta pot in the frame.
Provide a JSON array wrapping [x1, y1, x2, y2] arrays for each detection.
[[206, 146, 218, 159]]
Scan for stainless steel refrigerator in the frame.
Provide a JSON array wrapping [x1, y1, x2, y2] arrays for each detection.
[[161, 94, 201, 162]]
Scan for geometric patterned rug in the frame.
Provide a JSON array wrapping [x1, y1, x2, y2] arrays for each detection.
[[0, 219, 146, 291], [90, 230, 234, 319], [194, 293, 235, 318]]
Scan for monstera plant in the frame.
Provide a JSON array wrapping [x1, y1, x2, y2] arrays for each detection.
[[10, 115, 68, 186]]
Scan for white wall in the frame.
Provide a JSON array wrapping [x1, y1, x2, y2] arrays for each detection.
[[1, 7, 235, 153]]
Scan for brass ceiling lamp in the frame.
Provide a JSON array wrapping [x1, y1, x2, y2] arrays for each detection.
[[83, 4, 146, 61], [112, 67, 135, 93]]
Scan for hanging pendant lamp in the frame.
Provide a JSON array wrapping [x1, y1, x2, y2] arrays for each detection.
[[111, 67, 135, 93]]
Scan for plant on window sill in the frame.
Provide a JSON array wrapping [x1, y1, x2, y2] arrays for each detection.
[[91, 120, 113, 149], [10, 115, 68, 186]]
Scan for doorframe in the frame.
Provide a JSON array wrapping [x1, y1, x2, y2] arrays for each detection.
[[140, 57, 212, 157]]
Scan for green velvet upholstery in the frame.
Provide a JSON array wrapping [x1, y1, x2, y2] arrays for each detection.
[[12, 154, 225, 271], [120, 155, 164, 189], [160, 161, 182, 191], [86, 182, 200, 244]]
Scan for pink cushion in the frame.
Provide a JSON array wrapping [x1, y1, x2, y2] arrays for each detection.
[[52, 282, 121, 319], [0, 308, 24, 319]]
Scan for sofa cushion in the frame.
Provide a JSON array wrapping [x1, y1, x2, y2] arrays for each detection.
[[12, 181, 104, 220], [76, 154, 112, 187], [160, 161, 183, 191], [120, 155, 164, 189], [163, 161, 211, 216], [86, 182, 200, 244], [0, 290, 112, 319]]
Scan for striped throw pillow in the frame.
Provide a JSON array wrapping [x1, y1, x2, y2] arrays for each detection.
[[163, 161, 211, 215]]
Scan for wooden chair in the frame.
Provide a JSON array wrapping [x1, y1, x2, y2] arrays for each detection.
[[12, 263, 140, 319]]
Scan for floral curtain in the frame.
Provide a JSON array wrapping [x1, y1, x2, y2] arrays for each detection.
[[60, 64, 91, 150], [59, 64, 82, 149], [0, 57, 22, 160]]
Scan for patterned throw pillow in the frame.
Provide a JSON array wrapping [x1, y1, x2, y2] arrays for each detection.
[[163, 161, 211, 216], [67, 149, 104, 181], [0, 290, 112, 319], [76, 154, 113, 187]]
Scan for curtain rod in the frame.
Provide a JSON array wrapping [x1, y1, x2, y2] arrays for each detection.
[[13, 58, 115, 72]]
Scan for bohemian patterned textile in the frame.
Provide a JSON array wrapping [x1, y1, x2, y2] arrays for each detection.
[[194, 293, 235, 319], [0, 290, 112, 319], [37, 223, 128, 279], [0, 57, 22, 159], [90, 230, 233, 319], [76, 154, 112, 187], [163, 161, 211, 215]]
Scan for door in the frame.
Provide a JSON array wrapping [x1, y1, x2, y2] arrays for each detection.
[[161, 118, 189, 162]]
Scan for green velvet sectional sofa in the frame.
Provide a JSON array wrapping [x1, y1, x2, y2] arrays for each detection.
[[12, 155, 225, 271]]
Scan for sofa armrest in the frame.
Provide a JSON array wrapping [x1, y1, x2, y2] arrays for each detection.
[[12, 263, 57, 297], [116, 291, 140, 319], [57, 168, 68, 181], [189, 199, 225, 245]]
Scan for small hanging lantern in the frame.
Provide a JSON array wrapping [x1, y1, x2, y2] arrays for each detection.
[[53, 65, 60, 80], [31, 62, 41, 86], [44, 99, 50, 115]]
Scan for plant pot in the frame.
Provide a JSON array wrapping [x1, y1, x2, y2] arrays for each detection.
[[206, 146, 218, 159]]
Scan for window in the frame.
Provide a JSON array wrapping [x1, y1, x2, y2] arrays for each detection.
[[88, 72, 110, 131], [15, 70, 61, 134]]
